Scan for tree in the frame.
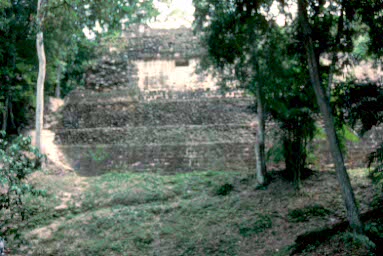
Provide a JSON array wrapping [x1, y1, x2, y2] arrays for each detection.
[[35, 0, 46, 151], [0, 1, 37, 135], [296, 0, 364, 234], [194, 0, 280, 185], [194, 0, 319, 187], [268, 74, 317, 190]]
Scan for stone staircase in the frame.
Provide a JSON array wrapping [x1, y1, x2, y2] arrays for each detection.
[[54, 89, 257, 176]]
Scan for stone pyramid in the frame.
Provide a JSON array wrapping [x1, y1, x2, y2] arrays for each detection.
[[54, 26, 258, 176]]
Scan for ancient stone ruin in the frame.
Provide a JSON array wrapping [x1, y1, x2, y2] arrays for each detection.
[[54, 25, 257, 176], [54, 25, 382, 176]]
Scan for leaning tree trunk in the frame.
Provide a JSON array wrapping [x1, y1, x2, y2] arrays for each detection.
[[298, 0, 363, 234], [35, 0, 46, 151], [255, 83, 267, 185]]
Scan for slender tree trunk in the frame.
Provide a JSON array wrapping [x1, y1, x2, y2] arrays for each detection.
[[298, 0, 363, 234], [35, 0, 46, 151], [2, 96, 9, 132], [55, 64, 61, 98], [255, 84, 267, 185], [328, 3, 344, 101], [9, 100, 15, 129]]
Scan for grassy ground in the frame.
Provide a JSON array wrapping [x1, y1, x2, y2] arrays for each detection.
[[4, 168, 380, 255]]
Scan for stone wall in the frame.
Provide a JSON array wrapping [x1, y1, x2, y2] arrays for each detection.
[[60, 143, 256, 176], [85, 59, 139, 90], [85, 26, 216, 93], [121, 25, 203, 60]]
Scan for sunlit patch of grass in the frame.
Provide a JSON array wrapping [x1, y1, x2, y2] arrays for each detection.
[[80, 171, 240, 210], [348, 168, 369, 179]]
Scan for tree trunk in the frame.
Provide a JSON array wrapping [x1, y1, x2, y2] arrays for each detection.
[[298, 0, 363, 234], [327, 3, 344, 101], [55, 64, 61, 98], [2, 96, 8, 132], [9, 99, 15, 129], [255, 84, 267, 185], [35, 0, 46, 151]]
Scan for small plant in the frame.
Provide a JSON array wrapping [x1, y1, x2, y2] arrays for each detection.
[[214, 183, 234, 196], [340, 232, 376, 252], [88, 146, 109, 163], [287, 204, 331, 223], [237, 213, 272, 237], [0, 131, 45, 237]]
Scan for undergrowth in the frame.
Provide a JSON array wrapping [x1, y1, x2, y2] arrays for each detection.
[[4, 168, 379, 255], [288, 204, 332, 223]]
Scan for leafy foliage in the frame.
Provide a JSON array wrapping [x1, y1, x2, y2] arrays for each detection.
[[333, 82, 383, 135], [0, 1, 38, 133], [0, 131, 45, 237], [268, 67, 317, 188], [332, 81, 383, 192]]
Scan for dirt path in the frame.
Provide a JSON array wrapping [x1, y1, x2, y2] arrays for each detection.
[[27, 97, 73, 174]]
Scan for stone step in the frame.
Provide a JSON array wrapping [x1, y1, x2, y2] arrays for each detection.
[[65, 88, 141, 104], [55, 124, 256, 145], [66, 88, 248, 104], [58, 142, 256, 176], [60, 98, 255, 129]]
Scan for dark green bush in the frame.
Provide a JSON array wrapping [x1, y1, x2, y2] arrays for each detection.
[[214, 183, 234, 196]]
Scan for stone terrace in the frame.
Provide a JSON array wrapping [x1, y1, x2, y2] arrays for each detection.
[[55, 89, 257, 176]]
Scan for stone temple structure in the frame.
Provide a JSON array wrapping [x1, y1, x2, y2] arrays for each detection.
[[54, 25, 257, 176], [54, 25, 383, 176]]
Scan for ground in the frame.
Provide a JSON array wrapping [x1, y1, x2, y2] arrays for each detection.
[[2, 168, 381, 256]]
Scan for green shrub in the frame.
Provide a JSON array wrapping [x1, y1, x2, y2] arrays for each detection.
[[340, 232, 376, 252], [288, 204, 331, 223], [214, 183, 234, 196], [0, 132, 45, 237]]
